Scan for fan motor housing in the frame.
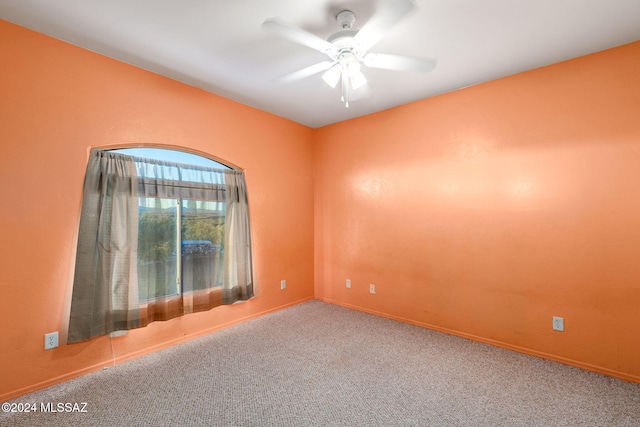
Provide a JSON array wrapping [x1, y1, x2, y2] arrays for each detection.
[[324, 10, 364, 60], [327, 29, 363, 60]]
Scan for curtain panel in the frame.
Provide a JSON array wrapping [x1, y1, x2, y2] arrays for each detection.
[[68, 149, 254, 343]]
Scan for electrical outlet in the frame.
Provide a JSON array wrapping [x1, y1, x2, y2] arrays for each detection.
[[280, 279, 286, 290], [44, 332, 58, 350], [552, 316, 564, 332], [369, 284, 376, 294], [346, 279, 351, 289]]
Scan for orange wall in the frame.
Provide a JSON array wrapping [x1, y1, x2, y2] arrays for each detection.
[[2, 17, 639, 401], [314, 41, 640, 382], [0, 20, 314, 400]]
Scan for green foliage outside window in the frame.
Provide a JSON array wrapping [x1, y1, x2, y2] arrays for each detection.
[[138, 211, 176, 262]]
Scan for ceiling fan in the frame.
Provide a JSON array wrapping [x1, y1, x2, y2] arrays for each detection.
[[263, 0, 436, 108]]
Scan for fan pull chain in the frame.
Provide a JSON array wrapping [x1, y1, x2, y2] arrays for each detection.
[[341, 72, 350, 108]]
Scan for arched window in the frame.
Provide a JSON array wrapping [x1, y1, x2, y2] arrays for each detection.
[[110, 147, 229, 169], [68, 148, 254, 343]]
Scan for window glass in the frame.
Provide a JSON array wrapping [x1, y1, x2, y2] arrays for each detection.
[[113, 148, 227, 302], [137, 197, 179, 300], [181, 199, 225, 292], [111, 148, 229, 169]]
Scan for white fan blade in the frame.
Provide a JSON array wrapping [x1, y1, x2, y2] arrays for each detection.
[[363, 53, 436, 73], [273, 61, 334, 85], [263, 17, 332, 53], [354, 0, 416, 51]]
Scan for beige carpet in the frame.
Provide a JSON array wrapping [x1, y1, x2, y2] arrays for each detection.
[[2, 300, 639, 426]]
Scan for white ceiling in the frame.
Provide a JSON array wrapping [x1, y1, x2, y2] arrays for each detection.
[[1, 0, 639, 128]]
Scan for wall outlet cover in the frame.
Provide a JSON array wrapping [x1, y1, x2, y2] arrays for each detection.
[[552, 316, 564, 332], [45, 332, 59, 350]]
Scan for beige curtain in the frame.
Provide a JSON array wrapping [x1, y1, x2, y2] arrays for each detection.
[[68, 150, 141, 343], [222, 170, 254, 303], [68, 149, 255, 343]]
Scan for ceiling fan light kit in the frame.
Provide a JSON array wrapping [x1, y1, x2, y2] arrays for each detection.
[[322, 11, 367, 107], [263, 0, 436, 108]]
